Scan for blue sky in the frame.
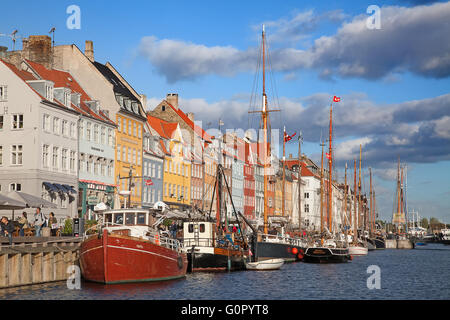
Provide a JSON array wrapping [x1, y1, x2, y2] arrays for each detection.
[[1, 0, 449, 223]]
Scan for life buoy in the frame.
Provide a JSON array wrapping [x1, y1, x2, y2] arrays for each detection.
[[155, 234, 160, 245], [297, 249, 304, 260]]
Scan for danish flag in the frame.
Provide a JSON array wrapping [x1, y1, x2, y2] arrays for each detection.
[[333, 96, 341, 102], [145, 179, 153, 186], [326, 153, 331, 160], [284, 130, 296, 143]]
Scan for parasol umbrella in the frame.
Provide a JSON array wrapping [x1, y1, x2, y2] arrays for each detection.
[[6, 191, 57, 209], [0, 193, 26, 210]]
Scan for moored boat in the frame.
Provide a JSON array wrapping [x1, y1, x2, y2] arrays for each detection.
[[245, 258, 284, 270], [348, 244, 368, 256], [303, 240, 351, 264], [80, 209, 188, 284]]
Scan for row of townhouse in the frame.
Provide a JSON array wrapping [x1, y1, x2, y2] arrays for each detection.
[[1, 35, 368, 229]]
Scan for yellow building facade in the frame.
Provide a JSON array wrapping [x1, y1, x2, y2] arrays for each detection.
[[115, 113, 143, 207]]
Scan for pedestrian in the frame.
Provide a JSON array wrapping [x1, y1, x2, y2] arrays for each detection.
[[232, 225, 237, 233], [48, 212, 58, 236], [170, 221, 177, 238], [1, 216, 15, 245], [33, 207, 46, 237], [18, 212, 29, 237]]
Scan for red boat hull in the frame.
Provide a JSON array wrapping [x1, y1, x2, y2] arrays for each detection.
[[80, 230, 188, 284]]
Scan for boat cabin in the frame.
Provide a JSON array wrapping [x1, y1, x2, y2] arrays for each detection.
[[182, 221, 215, 248], [94, 209, 155, 239]]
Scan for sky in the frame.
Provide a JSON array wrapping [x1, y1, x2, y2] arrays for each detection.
[[1, 0, 449, 223]]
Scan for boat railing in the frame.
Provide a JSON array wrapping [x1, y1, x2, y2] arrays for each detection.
[[83, 222, 183, 252], [181, 237, 215, 248], [260, 233, 307, 247]]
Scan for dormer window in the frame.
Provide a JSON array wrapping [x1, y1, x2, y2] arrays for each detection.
[[46, 85, 53, 101], [64, 92, 71, 107], [0, 85, 7, 101]]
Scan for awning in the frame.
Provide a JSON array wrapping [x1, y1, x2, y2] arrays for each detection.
[[53, 183, 67, 193], [63, 184, 77, 194], [43, 182, 58, 192]]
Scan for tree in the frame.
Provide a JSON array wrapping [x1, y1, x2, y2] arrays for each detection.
[[420, 218, 429, 229]]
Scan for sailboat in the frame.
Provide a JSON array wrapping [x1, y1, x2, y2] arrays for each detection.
[[303, 99, 351, 263], [238, 25, 307, 263], [348, 147, 368, 256]]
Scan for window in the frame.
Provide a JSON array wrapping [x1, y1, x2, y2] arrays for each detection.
[[0, 115, 3, 130], [132, 149, 136, 165], [127, 120, 131, 135], [86, 159, 92, 173], [122, 146, 126, 162], [46, 85, 53, 100], [128, 148, 131, 164], [158, 165, 161, 179], [62, 149, 68, 170], [11, 145, 23, 165], [9, 183, 21, 191], [137, 213, 146, 225], [138, 124, 141, 138], [70, 122, 76, 138], [101, 162, 106, 176], [137, 150, 141, 166], [101, 126, 106, 144], [118, 117, 122, 132], [133, 122, 136, 137], [52, 147, 59, 168], [108, 129, 113, 146], [79, 120, 84, 139], [117, 144, 121, 161], [86, 122, 91, 141], [70, 151, 76, 172], [12, 114, 24, 129], [53, 117, 60, 134], [108, 161, 113, 177], [304, 204, 310, 213], [62, 120, 68, 136], [0, 85, 7, 101], [152, 163, 155, 178], [0, 145, 2, 165], [94, 161, 99, 175], [93, 124, 99, 143], [304, 192, 309, 199]]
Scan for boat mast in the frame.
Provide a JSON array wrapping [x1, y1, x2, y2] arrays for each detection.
[[353, 158, 357, 244], [358, 145, 362, 231], [298, 132, 302, 230], [369, 167, 373, 235], [282, 126, 286, 217], [344, 163, 348, 230], [320, 140, 325, 240], [328, 103, 333, 233]]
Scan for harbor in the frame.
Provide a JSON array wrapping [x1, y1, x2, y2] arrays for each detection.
[[1, 243, 449, 300]]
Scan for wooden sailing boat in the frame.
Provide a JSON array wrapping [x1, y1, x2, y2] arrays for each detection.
[[240, 25, 306, 263], [303, 99, 351, 263], [348, 147, 368, 256]]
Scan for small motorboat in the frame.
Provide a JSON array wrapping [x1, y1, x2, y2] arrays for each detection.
[[348, 244, 368, 256], [245, 258, 284, 271]]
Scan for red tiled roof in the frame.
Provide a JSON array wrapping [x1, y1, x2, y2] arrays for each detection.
[[165, 100, 212, 143], [147, 114, 178, 140], [26, 60, 115, 125]]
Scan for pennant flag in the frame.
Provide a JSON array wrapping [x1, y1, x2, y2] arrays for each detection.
[[145, 179, 154, 186], [284, 131, 297, 142], [326, 153, 331, 160], [333, 96, 341, 102]]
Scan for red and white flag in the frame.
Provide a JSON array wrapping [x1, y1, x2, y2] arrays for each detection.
[[145, 179, 153, 186], [284, 129, 296, 143], [333, 96, 341, 102], [326, 153, 331, 160]]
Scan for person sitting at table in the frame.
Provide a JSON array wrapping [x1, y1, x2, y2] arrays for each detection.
[[1, 216, 15, 245], [18, 212, 29, 237]]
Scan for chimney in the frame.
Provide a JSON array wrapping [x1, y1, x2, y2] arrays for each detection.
[[24, 35, 52, 69], [85, 40, 94, 62], [140, 94, 147, 111], [0, 46, 7, 59], [187, 112, 194, 122], [166, 93, 178, 110]]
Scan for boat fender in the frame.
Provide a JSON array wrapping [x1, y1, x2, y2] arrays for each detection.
[[297, 249, 304, 260], [155, 234, 160, 245], [349, 255, 353, 261], [177, 256, 183, 270], [292, 247, 298, 255]]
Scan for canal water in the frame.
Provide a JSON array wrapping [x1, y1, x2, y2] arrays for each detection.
[[1, 244, 449, 300]]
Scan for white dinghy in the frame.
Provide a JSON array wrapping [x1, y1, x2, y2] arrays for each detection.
[[245, 258, 284, 271]]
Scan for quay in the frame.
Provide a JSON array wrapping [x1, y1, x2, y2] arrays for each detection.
[[385, 239, 415, 249], [0, 237, 81, 289]]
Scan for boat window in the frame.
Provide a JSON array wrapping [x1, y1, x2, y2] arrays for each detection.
[[105, 214, 112, 223], [137, 213, 146, 225], [188, 224, 194, 233], [114, 213, 123, 225], [200, 224, 205, 233], [125, 213, 135, 225]]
